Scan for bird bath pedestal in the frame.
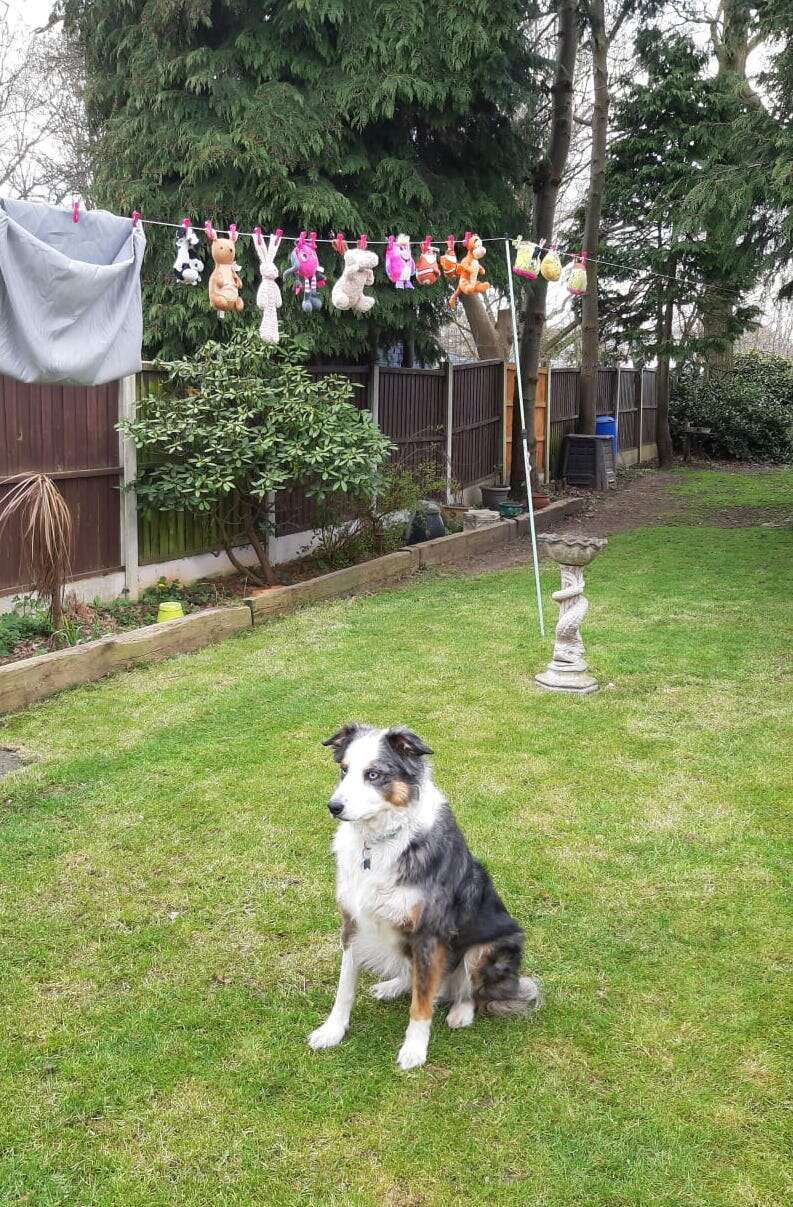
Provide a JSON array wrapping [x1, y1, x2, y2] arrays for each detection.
[[535, 533, 607, 696]]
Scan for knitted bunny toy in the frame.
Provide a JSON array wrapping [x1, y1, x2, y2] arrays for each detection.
[[331, 234, 378, 314], [255, 227, 283, 343]]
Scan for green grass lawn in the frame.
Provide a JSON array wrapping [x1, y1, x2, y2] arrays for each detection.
[[668, 464, 793, 512], [1, 471, 791, 1206]]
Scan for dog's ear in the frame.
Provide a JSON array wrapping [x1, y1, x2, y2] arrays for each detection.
[[385, 727, 433, 759], [322, 723, 361, 762]]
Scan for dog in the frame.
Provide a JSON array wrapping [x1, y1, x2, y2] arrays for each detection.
[[308, 724, 542, 1070]]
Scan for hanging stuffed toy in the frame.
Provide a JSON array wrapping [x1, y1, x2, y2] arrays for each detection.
[[540, 241, 562, 283], [283, 230, 325, 312], [415, 236, 441, 286], [206, 221, 244, 314], [448, 232, 490, 309], [173, 219, 204, 285], [385, 234, 415, 289], [566, 252, 588, 297], [330, 233, 378, 314], [439, 234, 458, 281], [254, 226, 283, 343], [512, 236, 540, 281]]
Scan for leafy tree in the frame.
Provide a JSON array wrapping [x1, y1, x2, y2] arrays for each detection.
[[60, 0, 538, 363], [671, 352, 793, 462], [120, 330, 393, 586]]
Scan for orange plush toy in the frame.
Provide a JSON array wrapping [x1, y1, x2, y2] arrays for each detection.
[[206, 222, 244, 314], [415, 235, 441, 286], [448, 232, 490, 309], [439, 234, 458, 280]]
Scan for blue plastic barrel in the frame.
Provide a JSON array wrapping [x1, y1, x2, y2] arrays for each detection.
[[595, 415, 618, 455]]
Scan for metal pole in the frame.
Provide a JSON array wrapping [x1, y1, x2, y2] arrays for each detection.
[[504, 239, 545, 638], [118, 373, 139, 601], [445, 360, 454, 504]]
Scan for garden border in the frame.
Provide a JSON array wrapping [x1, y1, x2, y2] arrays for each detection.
[[0, 499, 583, 716]]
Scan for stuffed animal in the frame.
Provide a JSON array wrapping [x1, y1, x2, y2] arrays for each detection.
[[385, 234, 415, 289], [449, 232, 490, 309], [512, 236, 540, 281], [540, 242, 562, 283], [415, 236, 441, 286], [283, 230, 325, 312], [207, 224, 244, 314], [331, 234, 378, 314], [173, 220, 204, 285], [255, 227, 283, 343], [439, 234, 458, 280], [566, 252, 588, 296]]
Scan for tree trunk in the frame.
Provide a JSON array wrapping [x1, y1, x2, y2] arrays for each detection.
[[702, 295, 736, 374], [512, 0, 579, 497], [655, 257, 677, 467], [460, 294, 507, 360], [229, 492, 276, 587], [579, 0, 608, 436]]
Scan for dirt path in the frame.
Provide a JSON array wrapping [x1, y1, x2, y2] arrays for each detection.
[[455, 466, 789, 577]]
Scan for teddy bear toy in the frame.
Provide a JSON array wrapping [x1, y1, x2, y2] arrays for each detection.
[[331, 234, 378, 314], [208, 231, 244, 313]]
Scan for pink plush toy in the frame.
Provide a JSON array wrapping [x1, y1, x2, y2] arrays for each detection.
[[385, 234, 415, 289], [283, 230, 325, 311]]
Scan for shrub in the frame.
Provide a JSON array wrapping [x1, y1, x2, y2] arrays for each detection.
[[0, 611, 52, 656], [671, 354, 793, 462]]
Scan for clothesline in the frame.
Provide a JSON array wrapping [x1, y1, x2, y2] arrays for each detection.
[[138, 215, 742, 301]]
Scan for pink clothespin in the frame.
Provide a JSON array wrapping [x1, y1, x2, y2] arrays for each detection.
[[72, 197, 80, 223], [182, 217, 192, 233], [253, 225, 263, 247], [274, 227, 283, 240], [204, 220, 216, 241], [131, 210, 141, 227], [229, 222, 238, 243], [332, 232, 348, 255], [357, 234, 368, 250], [420, 235, 432, 254]]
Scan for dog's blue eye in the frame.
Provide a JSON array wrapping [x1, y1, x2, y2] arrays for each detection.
[[365, 769, 379, 782]]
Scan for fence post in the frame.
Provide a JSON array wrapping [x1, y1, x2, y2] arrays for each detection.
[[545, 365, 552, 484], [636, 368, 643, 464], [370, 362, 380, 425], [614, 365, 622, 467], [118, 373, 139, 601], [501, 360, 508, 485], [445, 360, 454, 503]]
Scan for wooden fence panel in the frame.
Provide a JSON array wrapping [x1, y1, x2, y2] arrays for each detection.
[[617, 369, 639, 452], [547, 368, 580, 475], [0, 376, 121, 593], [451, 360, 502, 486], [641, 368, 658, 444]]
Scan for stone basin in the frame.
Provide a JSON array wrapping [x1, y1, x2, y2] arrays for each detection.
[[538, 532, 607, 566]]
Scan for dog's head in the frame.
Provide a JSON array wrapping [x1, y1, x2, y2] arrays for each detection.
[[322, 724, 433, 822]]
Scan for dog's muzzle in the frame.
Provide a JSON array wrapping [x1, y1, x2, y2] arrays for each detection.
[[328, 799, 345, 818]]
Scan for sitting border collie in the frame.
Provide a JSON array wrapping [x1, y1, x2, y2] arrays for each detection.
[[308, 724, 542, 1070]]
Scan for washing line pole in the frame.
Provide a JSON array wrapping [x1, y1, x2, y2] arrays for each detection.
[[504, 238, 545, 638]]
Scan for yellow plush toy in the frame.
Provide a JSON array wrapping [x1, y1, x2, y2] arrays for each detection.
[[566, 253, 588, 296], [540, 242, 562, 283], [512, 236, 540, 280]]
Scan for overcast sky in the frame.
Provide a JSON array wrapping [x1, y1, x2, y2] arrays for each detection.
[[8, 0, 54, 27]]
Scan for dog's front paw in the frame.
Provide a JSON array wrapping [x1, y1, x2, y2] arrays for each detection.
[[370, 977, 410, 1001], [397, 1038, 428, 1070], [446, 1000, 475, 1029], [396, 1020, 430, 1070], [308, 1019, 347, 1050]]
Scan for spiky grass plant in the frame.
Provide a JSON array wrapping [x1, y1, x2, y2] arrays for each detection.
[[0, 474, 73, 633]]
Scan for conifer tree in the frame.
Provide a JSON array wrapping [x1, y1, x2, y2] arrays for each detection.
[[60, 0, 539, 362]]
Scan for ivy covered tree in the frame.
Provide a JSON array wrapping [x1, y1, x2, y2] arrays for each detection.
[[120, 330, 393, 586], [60, 0, 539, 363]]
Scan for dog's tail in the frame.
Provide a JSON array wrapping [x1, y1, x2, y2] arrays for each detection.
[[481, 974, 543, 1017]]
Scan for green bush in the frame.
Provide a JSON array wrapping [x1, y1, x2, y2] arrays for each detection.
[[671, 353, 793, 462], [0, 611, 52, 656]]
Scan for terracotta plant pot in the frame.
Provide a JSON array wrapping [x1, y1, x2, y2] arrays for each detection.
[[532, 492, 551, 510]]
